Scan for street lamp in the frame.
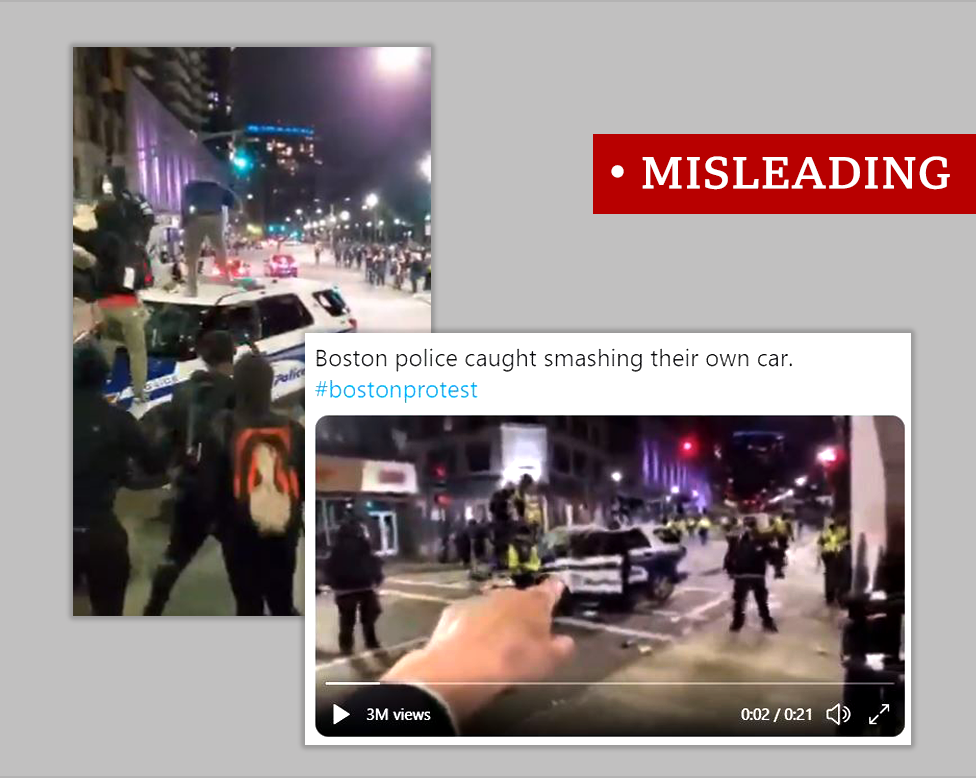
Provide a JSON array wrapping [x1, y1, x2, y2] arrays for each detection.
[[670, 485, 680, 495], [419, 152, 431, 183], [794, 475, 808, 487], [610, 471, 622, 484], [295, 208, 303, 216], [376, 47, 423, 76], [365, 192, 379, 209], [339, 210, 350, 222]]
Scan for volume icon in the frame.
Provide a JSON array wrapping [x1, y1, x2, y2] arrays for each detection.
[[826, 703, 851, 725]]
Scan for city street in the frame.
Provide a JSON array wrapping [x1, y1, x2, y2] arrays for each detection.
[[238, 242, 431, 333], [72, 488, 305, 616], [314, 533, 847, 737]]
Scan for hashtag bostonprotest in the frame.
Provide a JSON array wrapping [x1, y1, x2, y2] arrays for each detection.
[[314, 379, 479, 403]]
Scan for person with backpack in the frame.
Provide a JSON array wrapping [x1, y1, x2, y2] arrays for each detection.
[[142, 331, 237, 616], [206, 353, 304, 616], [72, 169, 155, 408], [74, 342, 166, 615], [323, 518, 384, 654]]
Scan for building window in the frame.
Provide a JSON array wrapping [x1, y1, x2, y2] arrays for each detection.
[[553, 444, 570, 474], [466, 442, 491, 473]]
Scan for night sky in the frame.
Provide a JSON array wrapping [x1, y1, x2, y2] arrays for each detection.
[[232, 47, 431, 218]]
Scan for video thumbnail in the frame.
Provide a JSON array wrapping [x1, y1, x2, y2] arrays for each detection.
[[311, 415, 906, 738]]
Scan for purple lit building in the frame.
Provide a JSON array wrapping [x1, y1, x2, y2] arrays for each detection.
[[125, 71, 228, 218]]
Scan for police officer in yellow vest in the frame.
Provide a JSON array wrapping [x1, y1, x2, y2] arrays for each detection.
[[770, 514, 790, 578], [513, 474, 544, 541], [696, 514, 712, 546], [507, 523, 541, 589], [818, 517, 851, 605]]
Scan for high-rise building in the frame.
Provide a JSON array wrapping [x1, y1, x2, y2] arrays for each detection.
[[72, 47, 127, 200], [126, 47, 212, 133], [237, 124, 323, 227], [73, 47, 230, 216]]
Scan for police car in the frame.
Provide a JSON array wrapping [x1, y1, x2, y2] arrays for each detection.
[[540, 525, 688, 611], [103, 277, 356, 412]]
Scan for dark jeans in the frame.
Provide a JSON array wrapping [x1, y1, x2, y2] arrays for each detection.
[[731, 578, 774, 627], [336, 591, 381, 653], [74, 520, 130, 616], [221, 528, 299, 616], [144, 495, 210, 615], [822, 552, 851, 604]]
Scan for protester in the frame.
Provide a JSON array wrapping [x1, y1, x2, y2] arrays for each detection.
[[182, 179, 240, 296], [206, 353, 304, 615], [72, 168, 155, 408], [143, 331, 237, 615], [73, 343, 165, 615], [323, 519, 384, 654]]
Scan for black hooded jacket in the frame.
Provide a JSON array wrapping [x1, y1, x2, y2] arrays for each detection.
[[324, 522, 384, 593], [202, 356, 304, 538]]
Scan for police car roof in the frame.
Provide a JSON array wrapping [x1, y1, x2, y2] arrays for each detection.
[[141, 277, 331, 306]]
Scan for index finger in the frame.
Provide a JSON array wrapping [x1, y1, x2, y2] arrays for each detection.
[[533, 575, 566, 612]]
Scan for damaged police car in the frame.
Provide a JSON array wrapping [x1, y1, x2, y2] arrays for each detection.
[[540, 524, 688, 613]]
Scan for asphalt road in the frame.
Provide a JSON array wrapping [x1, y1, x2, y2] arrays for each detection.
[[315, 535, 850, 737], [238, 243, 431, 333]]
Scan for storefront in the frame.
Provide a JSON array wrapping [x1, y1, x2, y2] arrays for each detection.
[[315, 455, 419, 557]]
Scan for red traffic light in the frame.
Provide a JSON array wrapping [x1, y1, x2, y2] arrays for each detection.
[[679, 437, 698, 457], [432, 464, 447, 480]]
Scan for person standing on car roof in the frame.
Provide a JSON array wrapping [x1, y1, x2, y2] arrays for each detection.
[[324, 518, 384, 654], [182, 179, 240, 297], [73, 167, 156, 409], [203, 353, 304, 615], [724, 516, 778, 633], [142, 331, 237, 615], [489, 482, 517, 569], [512, 474, 544, 542], [73, 343, 166, 615]]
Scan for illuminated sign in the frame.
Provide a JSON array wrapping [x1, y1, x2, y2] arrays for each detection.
[[246, 124, 314, 137]]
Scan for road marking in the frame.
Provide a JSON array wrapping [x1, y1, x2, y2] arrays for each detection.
[[682, 594, 729, 621], [379, 588, 457, 604], [386, 577, 472, 590], [675, 586, 725, 595], [554, 616, 675, 643], [315, 636, 428, 671]]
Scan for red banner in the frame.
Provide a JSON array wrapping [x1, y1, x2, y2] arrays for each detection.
[[593, 134, 976, 214]]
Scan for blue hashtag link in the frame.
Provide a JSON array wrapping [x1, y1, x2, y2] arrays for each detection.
[[315, 380, 326, 397]]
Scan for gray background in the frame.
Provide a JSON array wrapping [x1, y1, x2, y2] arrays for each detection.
[[0, 1, 970, 775]]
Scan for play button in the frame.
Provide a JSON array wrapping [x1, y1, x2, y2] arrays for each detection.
[[333, 704, 350, 725]]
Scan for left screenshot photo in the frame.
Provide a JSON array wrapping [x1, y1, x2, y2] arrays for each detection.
[[72, 46, 432, 616]]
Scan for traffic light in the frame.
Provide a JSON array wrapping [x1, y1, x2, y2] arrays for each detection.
[[230, 150, 253, 174], [679, 436, 698, 458]]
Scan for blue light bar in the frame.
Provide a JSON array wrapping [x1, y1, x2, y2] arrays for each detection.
[[245, 124, 314, 137]]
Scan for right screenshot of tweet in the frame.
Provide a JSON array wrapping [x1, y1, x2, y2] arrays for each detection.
[[303, 333, 909, 744]]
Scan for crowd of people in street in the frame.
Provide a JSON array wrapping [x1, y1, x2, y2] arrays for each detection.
[[333, 239, 432, 294], [73, 169, 305, 617]]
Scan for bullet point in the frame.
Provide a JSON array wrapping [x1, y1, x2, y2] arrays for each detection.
[[611, 165, 624, 178]]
